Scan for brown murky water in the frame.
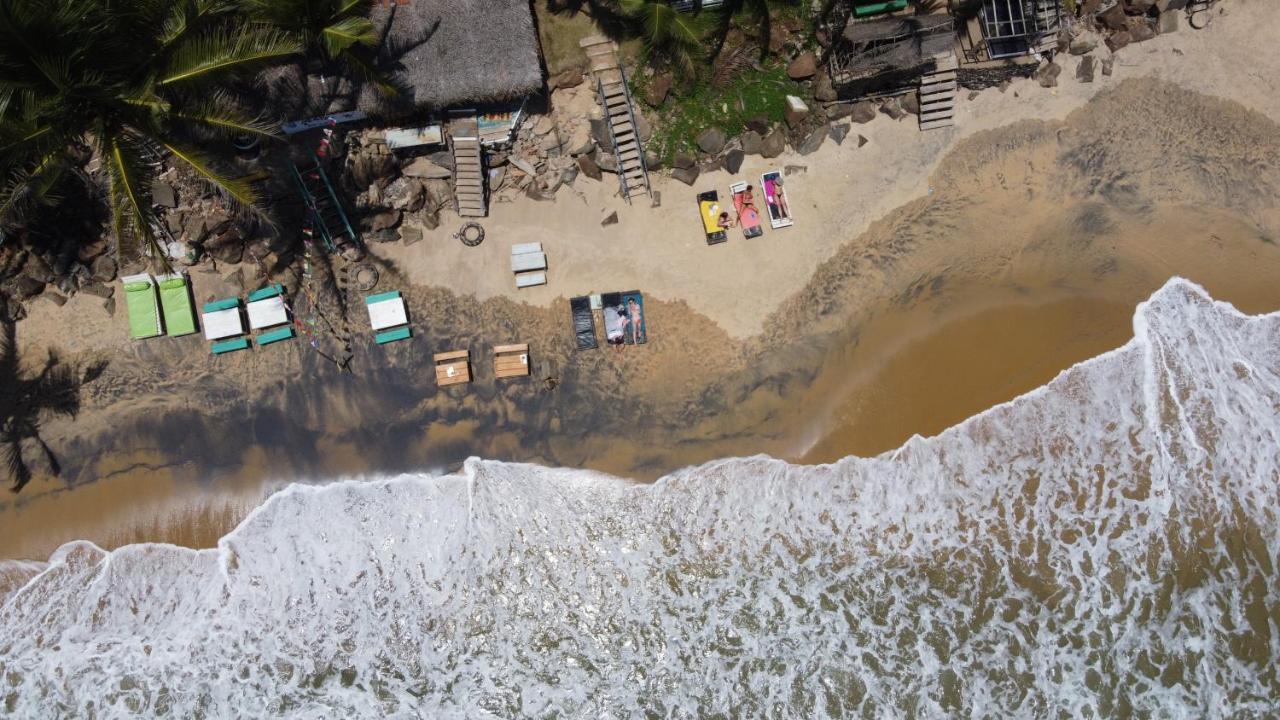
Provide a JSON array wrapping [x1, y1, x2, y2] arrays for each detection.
[[3, 79, 1279, 560]]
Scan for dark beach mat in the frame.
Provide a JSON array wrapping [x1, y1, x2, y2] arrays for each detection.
[[571, 296, 597, 350]]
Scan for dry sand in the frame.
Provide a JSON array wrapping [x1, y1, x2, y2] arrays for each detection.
[[4, 2, 1280, 560]]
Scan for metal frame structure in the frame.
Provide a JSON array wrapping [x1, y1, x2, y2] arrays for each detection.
[[979, 0, 1035, 59]]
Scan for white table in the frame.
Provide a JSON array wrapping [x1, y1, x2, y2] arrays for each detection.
[[367, 297, 408, 330], [511, 251, 547, 273], [247, 296, 289, 329], [202, 308, 244, 340]]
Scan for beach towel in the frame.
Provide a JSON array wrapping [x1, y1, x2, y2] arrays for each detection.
[[761, 170, 794, 229], [121, 274, 163, 339], [157, 274, 197, 337], [570, 296, 597, 350], [621, 291, 647, 345], [731, 182, 764, 239], [697, 191, 728, 245]]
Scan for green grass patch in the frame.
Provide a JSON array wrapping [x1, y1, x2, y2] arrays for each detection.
[[634, 63, 802, 164]]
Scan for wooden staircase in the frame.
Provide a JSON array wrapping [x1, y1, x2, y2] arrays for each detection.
[[449, 112, 486, 217], [918, 52, 958, 132], [580, 35, 651, 203], [1033, 0, 1063, 54]]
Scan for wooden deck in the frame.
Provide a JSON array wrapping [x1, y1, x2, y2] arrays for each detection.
[[434, 350, 471, 386], [494, 343, 531, 379]]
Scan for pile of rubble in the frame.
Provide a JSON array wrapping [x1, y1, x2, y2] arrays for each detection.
[[1036, 1, 1187, 88]]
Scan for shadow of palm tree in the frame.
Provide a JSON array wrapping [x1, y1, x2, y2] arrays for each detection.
[[0, 318, 105, 493]]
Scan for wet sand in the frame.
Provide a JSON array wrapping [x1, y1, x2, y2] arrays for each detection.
[[3, 76, 1280, 561]]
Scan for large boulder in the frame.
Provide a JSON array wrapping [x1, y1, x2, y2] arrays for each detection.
[[786, 52, 817, 80], [797, 125, 828, 155], [670, 165, 699, 186], [1035, 61, 1062, 88], [1076, 55, 1096, 83], [740, 131, 764, 155], [1099, 4, 1127, 31], [813, 73, 837, 103], [760, 128, 786, 158], [382, 177, 426, 212], [565, 124, 594, 156], [850, 101, 878, 124], [577, 154, 602, 181], [672, 152, 697, 170], [645, 73, 673, 107], [722, 149, 745, 174], [696, 127, 728, 155]]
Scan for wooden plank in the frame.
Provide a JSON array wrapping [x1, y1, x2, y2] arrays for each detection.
[[436, 363, 471, 386], [919, 119, 954, 131], [511, 251, 547, 273], [493, 343, 528, 354], [434, 350, 469, 362], [921, 71, 956, 84], [515, 271, 546, 288], [920, 82, 956, 96], [920, 108, 953, 121]]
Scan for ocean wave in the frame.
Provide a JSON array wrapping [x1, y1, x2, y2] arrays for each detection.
[[1, 279, 1277, 718]]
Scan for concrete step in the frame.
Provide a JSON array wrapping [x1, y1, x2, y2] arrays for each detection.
[[919, 118, 954, 131]]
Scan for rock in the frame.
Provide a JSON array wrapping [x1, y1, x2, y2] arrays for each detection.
[[366, 228, 399, 243], [784, 95, 810, 129], [744, 114, 771, 135], [166, 212, 185, 235], [857, 134, 868, 148], [40, 291, 67, 307], [968, 90, 980, 101], [533, 116, 556, 135], [204, 209, 232, 236], [223, 268, 245, 291], [722, 149, 745, 174], [560, 164, 579, 186], [1035, 61, 1062, 88], [183, 215, 208, 245], [549, 67, 584, 90], [697, 160, 720, 178], [1102, 57, 1115, 76], [382, 177, 426, 212], [524, 185, 553, 202], [1126, 0, 1156, 11], [206, 229, 243, 264], [565, 124, 594, 156], [489, 165, 507, 190], [23, 254, 55, 283], [813, 73, 837, 102], [761, 128, 786, 158], [8, 276, 44, 300], [1158, 10, 1180, 34], [901, 92, 920, 115], [825, 103, 854, 121], [784, 164, 808, 176], [1130, 22, 1156, 43], [76, 237, 110, 263], [395, 224, 421, 247], [880, 97, 907, 120], [644, 149, 663, 171], [151, 181, 177, 208], [365, 209, 402, 232], [673, 152, 697, 170], [590, 118, 613, 152], [850, 101, 878, 124], [1069, 37, 1097, 55], [1076, 55, 1096, 83], [577, 154, 603, 181], [349, 152, 394, 188], [101, 297, 115, 317], [786, 51, 817, 80], [601, 211, 619, 227], [596, 151, 619, 174], [1106, 31, 1132, 52], [401, 156, 451, 179], [539, 131, 563, 155], [509, 155, 537, 178], [645, 73, 673, 107], [740, 131, 763, 155], [829, 123, 850, 145], [422, 179, 453, 213], [696, 127, 728, 155], [90, 255, 117, 283], [999, 79, 1012, 93], [79, 282, 113, 299], [797, 125, 828, 155], [670, 165, 699, 186], [635, 113, 652, 144], [419, 211, 440, 231], [1099, 4, 1128, 31]]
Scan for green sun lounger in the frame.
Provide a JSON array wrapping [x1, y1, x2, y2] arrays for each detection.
[[157, 274, 197, 337], [211, 337, 250, 354], [121, 274, 163, 339]]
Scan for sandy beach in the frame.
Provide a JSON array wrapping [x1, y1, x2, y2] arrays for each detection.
[[3, 1, 1280, 561]]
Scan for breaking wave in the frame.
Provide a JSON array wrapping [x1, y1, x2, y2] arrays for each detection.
[[1, 279, 1278, 718]]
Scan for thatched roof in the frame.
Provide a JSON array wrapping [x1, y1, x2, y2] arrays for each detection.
[[364, 0, 544, 114]]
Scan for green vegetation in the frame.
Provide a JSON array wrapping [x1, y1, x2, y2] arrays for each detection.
[[634, 64, 799, 163]]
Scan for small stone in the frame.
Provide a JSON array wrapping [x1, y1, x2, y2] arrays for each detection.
[[784, 164, 808, 176], [740, 131, 764, 155], [670, 165, 699, 186], [1035, 61, 1062, 88], [672, 152, 696, 170], [786, 52, 817, 80], [102, 297, 115, 316], [813, 73, 837, 102], [722, 149, 745, 174], [797, 126, 827, 155], [760, 128, 786, 158], [79, 282, 114, 299], [644, 149, 663, 171], [151, 181, 177, 208], [1130, 23, 1156, 43], [744, 114, 771, 135], [1069, 37, 1097, 55], [40, 292, 67, 307], [1102, 57, 1115, 76], [880, 97, 906, 120], [601, 211, 619, 227], [91, 255, 117, 283], [1076, 55, 1096, 83], [1106, 31, 1132, 52], [829, 123, 850, 145], [999, 79, 1012, 93], [850, 101, 878, 124], [967, 90, 980, 101], [650, 190, 661, 208], [696, 127, 728, 155], [901, 92, 920, 115], [366, 209, 402, 232], [857, 134, 868, 148]]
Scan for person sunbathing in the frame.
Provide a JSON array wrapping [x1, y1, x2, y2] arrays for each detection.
[[717, 211, 734, 231], [627, 297, 644, 343]]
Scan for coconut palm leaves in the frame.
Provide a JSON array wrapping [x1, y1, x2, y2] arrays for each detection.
[[616, 0, 714, 76], [0, 0, 300, 264], [0, 317, 104, 493]]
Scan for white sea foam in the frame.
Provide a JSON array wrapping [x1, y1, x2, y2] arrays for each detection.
[[1, 279, 1278, 718]]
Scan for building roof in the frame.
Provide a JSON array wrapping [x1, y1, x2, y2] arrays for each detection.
[[364, 0, 544, 114]]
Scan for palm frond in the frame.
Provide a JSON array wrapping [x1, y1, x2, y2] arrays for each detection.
[[104, 133, 158, 263], [1, 439, 30, 493], [171, 93, 280, 139], [160, 27, 302, 85], [321, 16, 378, 57], [158, 139, 257, 209]]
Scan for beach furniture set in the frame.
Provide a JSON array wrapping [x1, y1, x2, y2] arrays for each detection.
[[696, 169, 794, 245], [570, 291, 647, 350], [366, 290, 530, 384], [511, 242, 547, 289], [122, 272, 198, 340], [202, 284, 296, 354]]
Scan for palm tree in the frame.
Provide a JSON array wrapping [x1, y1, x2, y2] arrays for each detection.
[[711, 0, 798, 62], [616, 0, 713, 76], [0, 0, 302, 265], [236, 0, 397, 96], [0, 317, 104, 493]]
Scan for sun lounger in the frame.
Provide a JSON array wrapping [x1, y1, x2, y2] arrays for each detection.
[[570, 296, 597, 350], [698, 190, 729, 245], [367, 290, 410, 344], [434, 350, 471, 386], [761, 170, 794, 229], [202, 297, 245, 341], [516, 272, 546, 288], [730, 182, 765, 239], [246, 283, 293, 346], [494, 343, 531, 379], [156, 273, 197, 337], [211, 337, 250, 355], [257, 326, 295, 345], [121, 274, 163, 339]]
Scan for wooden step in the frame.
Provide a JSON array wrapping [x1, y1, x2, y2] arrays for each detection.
[[921, 71, 956, 85], [920, 95, 954, 109], [920, 109, 953, 123], [919, 119, 953, 131], [919, 81, 956, 97]]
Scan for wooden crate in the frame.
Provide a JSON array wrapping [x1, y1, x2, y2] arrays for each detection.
[[434, 350, 471, 386], [494, 343, 530, 379]]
